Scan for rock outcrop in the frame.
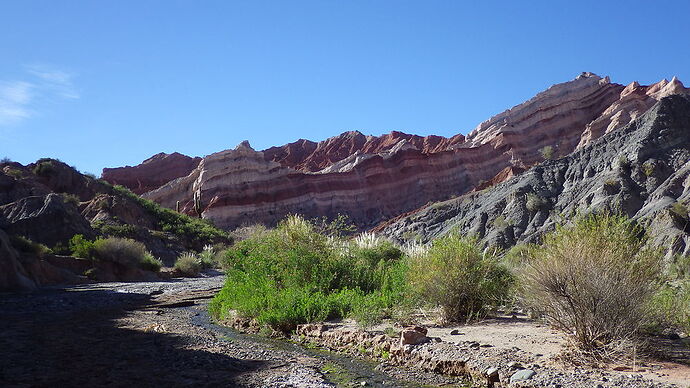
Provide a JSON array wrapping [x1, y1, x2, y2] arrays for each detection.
[[102, 152, 201, 194], [263, 130, 466, 172], [0, 193, 97, 247], [134, 73, 688, 232], [0, 158, 229, 291], [380, 94, 690, 256]]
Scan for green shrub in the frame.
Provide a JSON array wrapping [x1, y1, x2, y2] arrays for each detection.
[[198, 245, 217, 269], [525, 193, 548, 212], [210, 215, 407, 332], [51, 242, 70, 255], [9, 235, 51, 257], [112, 185, 228, 247], [492, 215, 509, 229], [642, 160, 655, 177], [92, 237, 154, 270], [671, 201, 688, 219], [649, 254, 690, 334], [521, 214, 662, 358], [5, 168, 23, 179], [140, 252, 163, 272], [92, 220, 138, 238], [69, 234, 94, 258], [61, 193, 81, 207], [407, 233, 513, 322], [540, 145, 554, 160], [502, 243, 537, 274], [32, 160, 56, 176], [311, 214, 357, 237], [174, 252, 201, 276], [650, 282, 690, 334], [668, 253, 690, 280]]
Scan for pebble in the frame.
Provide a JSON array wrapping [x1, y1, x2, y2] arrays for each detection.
[[510, 369, 536, 383], [507, 361, 523, 369]]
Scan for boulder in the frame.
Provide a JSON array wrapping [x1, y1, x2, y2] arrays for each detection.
[[400, 326, 429, 346], [510, 369, 536, 383]]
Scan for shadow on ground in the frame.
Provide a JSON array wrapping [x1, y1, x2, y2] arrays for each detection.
[[0, 288, 263, 387]]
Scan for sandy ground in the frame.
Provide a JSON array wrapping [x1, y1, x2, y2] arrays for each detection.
[[358, 313, 690, 387]]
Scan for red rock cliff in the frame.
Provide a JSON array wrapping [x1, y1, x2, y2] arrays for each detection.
[[102, 152, 201, 194], [115, 73, 688, 230]]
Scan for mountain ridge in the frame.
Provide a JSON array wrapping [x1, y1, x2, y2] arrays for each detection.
[[101, 73, 689, 233]]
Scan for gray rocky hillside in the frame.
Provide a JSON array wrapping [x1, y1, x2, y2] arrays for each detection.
[[381, 94, 690, 257]]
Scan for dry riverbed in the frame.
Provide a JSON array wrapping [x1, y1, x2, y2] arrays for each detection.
[[2, 272, 688, 387], [0, 272, 463, 387]]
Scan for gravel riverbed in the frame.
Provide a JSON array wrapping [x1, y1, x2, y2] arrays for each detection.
[[0, 273, 464, 387]]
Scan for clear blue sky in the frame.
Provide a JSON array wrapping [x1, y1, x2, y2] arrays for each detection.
[[2, 0, 689, 175]]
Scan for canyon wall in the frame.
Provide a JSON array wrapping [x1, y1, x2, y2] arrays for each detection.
[[102, 152, 201, 194], [106, 73, 689, 231], [379, 94, 690, 256]]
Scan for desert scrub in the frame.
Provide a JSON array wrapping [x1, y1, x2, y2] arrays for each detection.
[[540, 145, 554, 160], [32, 159, 57, 176], [649, 254, 690, 334], [69, 234, 94, 258], [198, 244, 219, 268], [112, 185, 229, 248], [210, 215, 407, 332], [501, 243, 537, 274], [61, 193, 81, 206], [406, 233, 513, 322], [92, 237, 159, 271], [521, 214, 662, 359], [525, 192, 548, 212], [175, 252, 202, 276], [642, 160, 656, 177], [9, 235, 51, 257], [670, 201, 688, 219], [140, 252, 162, 272], [92, 220, 138, 238]]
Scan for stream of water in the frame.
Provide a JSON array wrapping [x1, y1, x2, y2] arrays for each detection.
[[191, 309, 454, 388]]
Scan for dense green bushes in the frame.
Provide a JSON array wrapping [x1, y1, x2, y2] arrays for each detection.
[[209, 211, 685, 364], [210, 216, 407, 331], [92, 237, 161, 271], [407, 234, 513, 322], [521, 214, 662, 357]]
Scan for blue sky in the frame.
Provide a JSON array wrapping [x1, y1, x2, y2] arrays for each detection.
[[1, 1, 689, 175]]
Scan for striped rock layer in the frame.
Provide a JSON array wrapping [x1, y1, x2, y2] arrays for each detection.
[[110, 73, 688, 230]]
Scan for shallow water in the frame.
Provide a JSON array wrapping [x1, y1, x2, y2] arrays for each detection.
[[191, 310, 457, 388]]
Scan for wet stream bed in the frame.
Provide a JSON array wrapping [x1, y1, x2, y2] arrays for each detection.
[[190, 304, 470, 387]]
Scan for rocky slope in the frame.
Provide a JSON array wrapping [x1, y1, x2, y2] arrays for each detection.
[[379, 94, 690, 257], [0, 159, 228, 290], [118, 73, 688, 232]]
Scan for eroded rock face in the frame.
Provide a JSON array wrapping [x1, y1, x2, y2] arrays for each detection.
[[117, 74, 688, 232], [0, 193, 97, 247], [381, 94, 690, 256], [102, 152, 201, 194], [263, 130, 466, 172]]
